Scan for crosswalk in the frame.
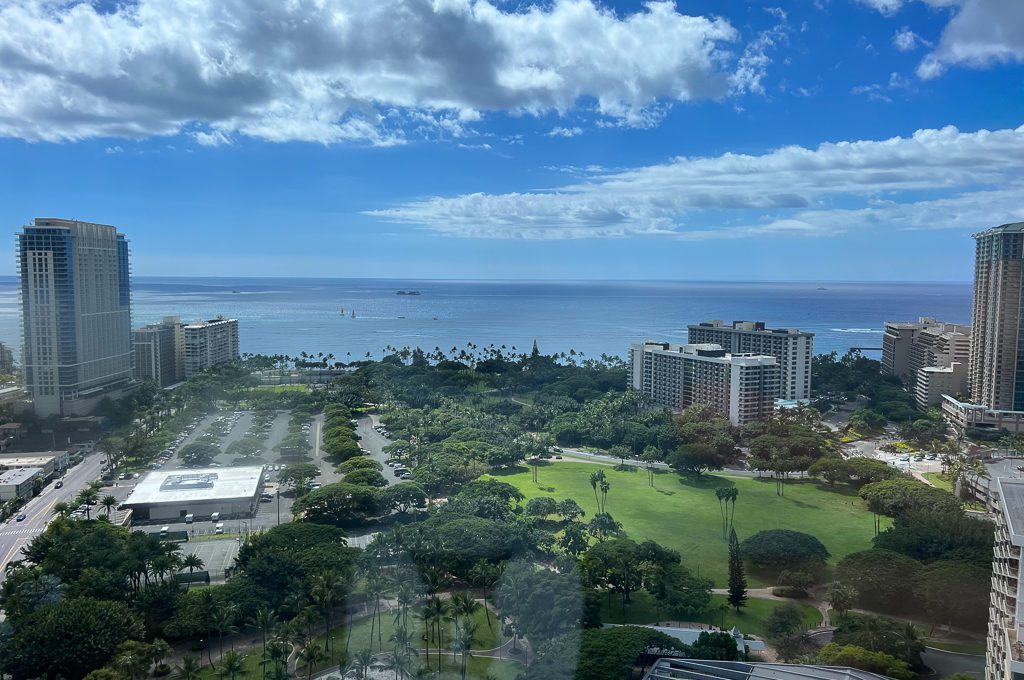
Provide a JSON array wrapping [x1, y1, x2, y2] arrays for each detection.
[[0, 528, 41, 538]]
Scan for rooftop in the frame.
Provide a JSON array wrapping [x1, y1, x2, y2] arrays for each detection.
[[690, 320, 812, 336], [0, 467, 43, 485], [124, 466, 264, 506], [975, 221, 1024, 238], [0, 453, 58, 467], [999, 478, 1024, 546], [644, 658, 893, 680]]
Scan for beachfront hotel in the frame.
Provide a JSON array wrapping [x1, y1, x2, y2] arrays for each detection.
[[183, 316, 240, 379], [628, 342, 780, 426], [687, 321, 813, 401], [18, 218, 133, 417], [881, 317, 971, 409], [133, 316, 185, 387]]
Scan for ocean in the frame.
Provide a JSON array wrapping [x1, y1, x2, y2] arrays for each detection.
[[0, 277, 973, 362]]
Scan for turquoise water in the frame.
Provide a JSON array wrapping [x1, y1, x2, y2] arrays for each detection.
[[0, 277, 972, 361]]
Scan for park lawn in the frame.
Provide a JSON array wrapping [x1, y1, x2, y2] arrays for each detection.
[[922, 472, 953, 492], [252, 384, 309, 392], [490, 463, 884, 586], [599, 591, 821, 638]]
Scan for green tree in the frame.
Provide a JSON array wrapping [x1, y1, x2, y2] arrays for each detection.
[[297, 644, 326, 680], [101, 495, 118, 517], [763, 603, 806, 643], [175, 653, 203, 680], [293, 482, 381, 524], [818, 643, 913, 680], [215, 650, 248, 680], [827, 582, 858, 620], [727, 527, 747, 612], [740, 529, 830, 573], [525, 496, 558, 519]]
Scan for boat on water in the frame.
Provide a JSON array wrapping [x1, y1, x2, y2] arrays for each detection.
[[396, 290, 421, 296], [351, 310, 356, 318], [339, 307, 345, 315]]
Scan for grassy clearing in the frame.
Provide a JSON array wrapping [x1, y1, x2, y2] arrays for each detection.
[[599, 591, 821, 638], [924, 640, 986, 655], [491, 463, 884, 586], [252, 384, 309, 392], [922, 471, 953, 492]]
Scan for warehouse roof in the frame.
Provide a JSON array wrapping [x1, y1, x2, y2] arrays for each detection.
[[124, 466, 264, 506]]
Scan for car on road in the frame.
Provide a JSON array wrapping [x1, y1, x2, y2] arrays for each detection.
[[54, 480, 63, 488], [400, 472, 412, 480], [15, 513, 26, 522], [898, 456, 910, 462]]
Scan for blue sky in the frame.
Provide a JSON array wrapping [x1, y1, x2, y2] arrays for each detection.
[[0, 0, 1022, 281]]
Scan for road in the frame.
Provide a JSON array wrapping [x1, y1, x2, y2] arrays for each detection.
[[0, 453, 104, 579]]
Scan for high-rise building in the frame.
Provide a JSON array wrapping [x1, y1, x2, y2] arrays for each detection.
[[970, 222, 1024, 411], [133, 316, 184, 387], [881, 317, 971, 407], [687, 321, 813, 400], [629, 341, 780, 425], [0, 342, 14, 374], [18, 218, 133, 417], [183, 317, 240, 378]]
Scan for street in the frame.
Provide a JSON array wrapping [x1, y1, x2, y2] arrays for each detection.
[[0, 453, 104, 580]]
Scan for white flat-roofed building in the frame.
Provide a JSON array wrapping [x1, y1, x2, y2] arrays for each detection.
[[688, 320, 813, 400], [943, 394, 1024, 434], [983, 477, 1024, 680], [629, 342, 780, 425], [122, 466, 264, 521], [0, 451, 69, 479], [0, 467, 43, 501], [183, 317, 239, 379]]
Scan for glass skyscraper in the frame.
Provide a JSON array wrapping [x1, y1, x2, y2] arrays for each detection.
[[18, 218, 133, 416]]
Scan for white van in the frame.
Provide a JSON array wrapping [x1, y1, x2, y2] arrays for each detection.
[[215, 523, 224, 534], [210, 512, 220, 522], [159, 526, 169, 537], [184, 513, 194, 524]]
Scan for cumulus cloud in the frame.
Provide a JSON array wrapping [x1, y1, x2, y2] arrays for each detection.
[[546, 126, 583, 138], [367, 124, 1024, 239], [917, 0, 1024, 78], [0, 0, 756, 145], [855, 0, 1023, 78]]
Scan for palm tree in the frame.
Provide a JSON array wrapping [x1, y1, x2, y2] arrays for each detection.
[[895, 622, 921, 660], [101, 494, 118, 517], [249, 607, 277, 680], [423, 596, 445, 671], [214, 605, 240, 657], [215, 650, 248, 680], [175, 653, 203, 680], [344, 648, 376, 680], [297, 644, 326, 680], [149, 638, 173, 674], [310, 569, 345, 660], [114, 645, 150, 680], [77, 487, 99, 519], [182, 553, 205, 589], [451, 619, 478, 680], [52, 501, 71, 518], [260, 640, 291, 680]]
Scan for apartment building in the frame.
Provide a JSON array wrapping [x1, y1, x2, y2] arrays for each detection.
[[882, 317, 970, 408], [970, 222, 1024, 412], [629, 342, 780, 425], [979, 475, 1024, 680], [687, 321, 813, 400], [133, 316, 184, 387], [0, 342, 15, 373], [18, 218, 133, 416], [183, 317, 240, 379]]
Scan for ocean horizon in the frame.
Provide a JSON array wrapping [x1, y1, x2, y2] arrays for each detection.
[[0, 276, 974, 363]]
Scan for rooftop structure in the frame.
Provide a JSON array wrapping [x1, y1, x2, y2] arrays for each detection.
[[0, 466, 43, 501], [644, 658, 893, 680], [122, 466, 264, 521]]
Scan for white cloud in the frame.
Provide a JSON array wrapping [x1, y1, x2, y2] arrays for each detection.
[[892, 27, 926, 51], [0, 0, 758, 145], [368, 124, 1024, 240], [917, 0, 1024, 78], [546, 126, 583, 138], [855, 0, 1023, 78]]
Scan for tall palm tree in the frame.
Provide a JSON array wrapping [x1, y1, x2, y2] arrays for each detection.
[[175, 653, 203, 680], [260, 640, 291, 680], [214, 604, 240, 657], [344, 648, 376, 680], [149, 639, 173, 673], [249, 607, 277, 680], [451, 619, 478, 680], [296, 644, 326, 680], [182, 553, 205, 590], [52, 501, 71, 518], [77, 487, 99, 519], [101, 494, 118, 517], [114, 645, 150, 680], [215, 650, 247, 680], [423, 596, 445, 671], [310, 568, 345, 660]]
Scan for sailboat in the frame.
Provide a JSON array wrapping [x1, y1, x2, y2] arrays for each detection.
[[351, 310, 356, 319], [339, 307, 345, 315]]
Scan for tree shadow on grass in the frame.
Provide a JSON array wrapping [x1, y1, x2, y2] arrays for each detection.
[[677, 474, 737, 491]]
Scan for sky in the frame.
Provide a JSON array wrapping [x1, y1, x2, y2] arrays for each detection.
[[0, 0, 1022, 281]]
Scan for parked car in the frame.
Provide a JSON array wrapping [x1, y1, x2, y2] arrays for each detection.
[[400, 472, 412, 480]]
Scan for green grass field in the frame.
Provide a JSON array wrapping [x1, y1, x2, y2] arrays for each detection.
[[491, 463, 884, 586], [922, 471, 953, 492], [599, 591, 822, 638]]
